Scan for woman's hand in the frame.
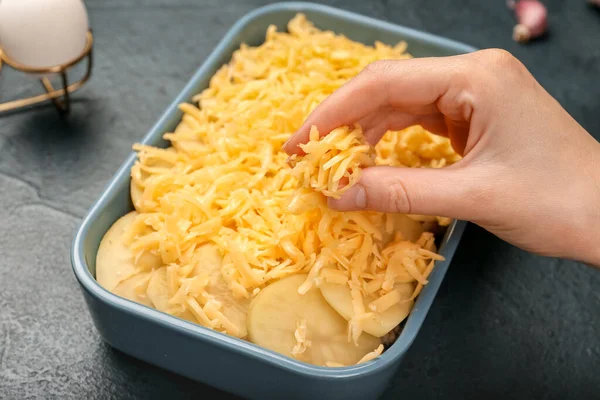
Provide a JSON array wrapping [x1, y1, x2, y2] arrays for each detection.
[[283, 49, 600, 266]]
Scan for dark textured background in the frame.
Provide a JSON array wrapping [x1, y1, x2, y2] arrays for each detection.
[[1, 0, 599, 399]]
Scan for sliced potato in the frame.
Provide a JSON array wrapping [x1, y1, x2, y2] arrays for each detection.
[[112, 271, 153, 307], [96, 211, 162, 292], [146, 266, 198, 324], [319, 282, 414, 338], [146, 267, 170, 311], [247, 274, 381, 366], [193, 244, 250, 338]]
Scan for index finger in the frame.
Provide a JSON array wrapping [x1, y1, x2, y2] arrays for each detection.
[[282, 55, 467, 155]]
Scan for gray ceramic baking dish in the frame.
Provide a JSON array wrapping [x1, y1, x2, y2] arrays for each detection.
[[71, 2, 474, 399]]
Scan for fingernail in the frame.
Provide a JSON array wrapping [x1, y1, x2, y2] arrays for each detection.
[[354, 185, 367, 208], [283, 137, 292, 150], [283, 133, 298, 152], [328, 184, 367, 210]]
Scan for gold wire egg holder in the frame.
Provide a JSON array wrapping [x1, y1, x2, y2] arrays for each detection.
[[0, 30, 94, 115]]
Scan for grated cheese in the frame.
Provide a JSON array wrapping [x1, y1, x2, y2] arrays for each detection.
[[356, 344, 385, 364], [123, 14, 458, 347], [290, 125, 375, 199], [325, 343, 385, 367], [291, 319, 311, 356]]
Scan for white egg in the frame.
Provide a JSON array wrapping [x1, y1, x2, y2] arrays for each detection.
[[0, 0, 89, 69]]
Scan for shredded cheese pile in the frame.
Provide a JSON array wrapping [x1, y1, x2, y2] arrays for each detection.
[[290, 124, 375, 199], [126, 14, 459, 343]]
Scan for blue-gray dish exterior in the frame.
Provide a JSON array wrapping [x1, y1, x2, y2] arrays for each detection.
[[71, 3, 475, 399]]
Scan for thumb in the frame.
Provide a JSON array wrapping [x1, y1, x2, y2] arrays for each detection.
[[327, 165, 481, 221]]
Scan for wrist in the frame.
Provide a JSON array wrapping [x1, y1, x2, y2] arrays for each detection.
[[581, 143, 600, 267], [588, 188, 600, 268]]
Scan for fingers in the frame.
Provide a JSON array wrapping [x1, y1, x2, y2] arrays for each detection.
[[327, 165, 482, 221], [283, 55, 471, 155]]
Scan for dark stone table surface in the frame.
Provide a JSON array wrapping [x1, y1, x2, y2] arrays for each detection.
[[1, 0, 599, 399]]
